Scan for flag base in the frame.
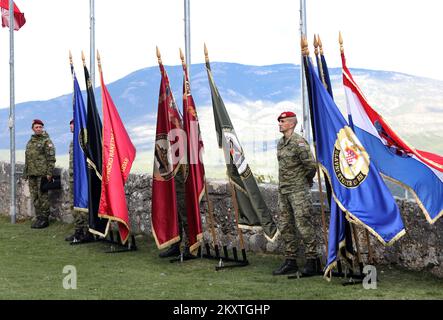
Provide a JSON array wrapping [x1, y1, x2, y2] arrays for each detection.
[[168, 242, 250, 270], [213, 246, 249, 270], [101, 230, 137, 253]]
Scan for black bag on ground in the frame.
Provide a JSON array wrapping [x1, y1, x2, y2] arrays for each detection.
[[40, 176, 62, 192]]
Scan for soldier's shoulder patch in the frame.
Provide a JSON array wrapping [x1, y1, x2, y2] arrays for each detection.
[[296, 139, 306, 147]]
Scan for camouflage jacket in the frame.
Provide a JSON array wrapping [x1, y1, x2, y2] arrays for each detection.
[[23, 132, 56, 177], [277, 131, 316, 194], [69, 141, 74, 182]]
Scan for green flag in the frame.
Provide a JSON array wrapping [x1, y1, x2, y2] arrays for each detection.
[[205, 60, 279, 242]]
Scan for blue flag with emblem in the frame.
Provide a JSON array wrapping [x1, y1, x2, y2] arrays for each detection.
[[305, 57, 405, 277], [71, 64, 89, 212], [314, 47, 354, 278]]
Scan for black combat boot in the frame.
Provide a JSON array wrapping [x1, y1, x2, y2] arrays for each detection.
[[71, 229, 95, 244], [65, 228, 83, 242], [159, 243, 181, 258], [181, 246, 197, 260], [272, 259, 299, 276], [79, 230, 95, 243], [302, 258, 322, 276], [31, 217, 49, 229]]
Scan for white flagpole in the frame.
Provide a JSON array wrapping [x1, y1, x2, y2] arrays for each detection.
[[90, 0, 95, 87], [9, 0, 16, 224], [299, 0, 311, 144], [184, 0, 191, 76]]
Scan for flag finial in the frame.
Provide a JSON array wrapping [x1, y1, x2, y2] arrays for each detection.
[[339, 31, 344, 54], [318, 34, 324, 55], [313, 35, 319, 56], [179, 48, 186, 66], [204, 43, 209, 63], [69, 50, 73, 66], [97, 50, 102, 74], [300, 36, 305, 55], [81, 51, 86, 67], [156, 46, 162, 65], [301, 36, 309, 56]]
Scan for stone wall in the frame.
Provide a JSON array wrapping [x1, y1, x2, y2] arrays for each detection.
[[1, 161, 442, 278]]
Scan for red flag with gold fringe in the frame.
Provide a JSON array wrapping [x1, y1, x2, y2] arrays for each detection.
[[181, 59, 204, 255], [151, 55, 184, 249], [97, 58, 136, 244]]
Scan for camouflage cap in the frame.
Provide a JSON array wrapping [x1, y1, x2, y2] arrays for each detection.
[[277, 111, 296, 121]]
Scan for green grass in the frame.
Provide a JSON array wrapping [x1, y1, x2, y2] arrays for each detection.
[[0, 216, 442, 300]]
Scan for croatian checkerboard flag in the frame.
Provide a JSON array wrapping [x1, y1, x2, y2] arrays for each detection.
[[305, 57, 405, 247], [342, 52, 443, 224], [0, 0, 26, 30]]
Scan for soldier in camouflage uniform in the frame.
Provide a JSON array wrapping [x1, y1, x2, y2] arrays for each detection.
[[65, 120, 91, 243], [158, 164, 192, 259], [23, 119, 56, 229], [273, 111, 321, 276]]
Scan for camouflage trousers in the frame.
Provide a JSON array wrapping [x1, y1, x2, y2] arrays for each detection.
[[69, 181, 88, 232], [278, 189, 318, 259], [28, 176, 50, 221], [177, 190, 189, 247]]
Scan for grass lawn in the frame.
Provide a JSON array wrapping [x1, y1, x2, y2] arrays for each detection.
[[0, 216, 442, 300]]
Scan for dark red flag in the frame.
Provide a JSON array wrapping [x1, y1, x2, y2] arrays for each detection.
[[151, 61, 184, 249], [182, 62, 205, 255], [0, 0, 26, 30], [97, 63, 136, 244]]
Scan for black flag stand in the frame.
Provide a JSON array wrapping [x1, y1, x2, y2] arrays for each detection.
[[168, 180, 249, 269], [211, 182, 250, 270], [102, 227, 137, 253]]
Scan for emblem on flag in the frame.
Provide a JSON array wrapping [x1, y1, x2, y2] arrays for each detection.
[[223, 131, 247, 175], [154, 134, 174, 181], [333, 127, 369, 188]]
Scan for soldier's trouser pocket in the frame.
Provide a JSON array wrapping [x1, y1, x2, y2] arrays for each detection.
[[28, 176, 49, 218]]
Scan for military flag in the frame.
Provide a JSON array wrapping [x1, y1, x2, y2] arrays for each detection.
[[205, 50, 278, 242], [151, 50, 184, 249], [70, 60, 89, 213], [181, 54, 204, 255], [97, 55, 136, 244], [303, 51, 405, 277], [314, 37, 354, 276], [341, 42, 443, 224], [0, 0, 25, 30], [83, 57, 109, 237]]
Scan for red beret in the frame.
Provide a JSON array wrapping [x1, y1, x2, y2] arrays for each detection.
[[277, 111, 296, 121], [32, 119, 44, 126]]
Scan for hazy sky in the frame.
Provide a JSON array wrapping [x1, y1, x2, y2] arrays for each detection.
[[1, 0, 442, 108]]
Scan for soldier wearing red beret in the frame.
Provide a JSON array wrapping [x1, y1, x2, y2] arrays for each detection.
[[23, 119, 56, 229], [273, 111, 321, 276]]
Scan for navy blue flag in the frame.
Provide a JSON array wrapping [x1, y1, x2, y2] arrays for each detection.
[[83, 64, 109, 237], [71, 65, 89, 212], [314, 51, 354, 278], [305, 57, 405, 278]]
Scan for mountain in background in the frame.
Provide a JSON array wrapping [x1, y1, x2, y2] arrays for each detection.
[[1, 62, 442, 183]]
